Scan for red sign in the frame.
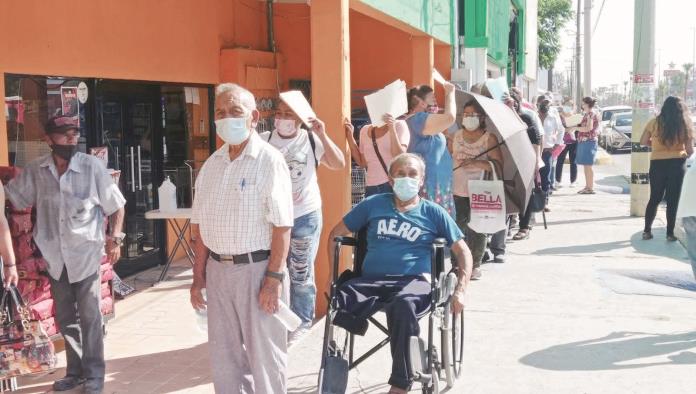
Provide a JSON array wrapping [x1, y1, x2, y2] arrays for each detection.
[[633, 74, 654, 84]]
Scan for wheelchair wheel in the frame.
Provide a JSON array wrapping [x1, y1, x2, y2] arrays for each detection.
[[440, 303, 464, 387], [421, 370, 439, 394]]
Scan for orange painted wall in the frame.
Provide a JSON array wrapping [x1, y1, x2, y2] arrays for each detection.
[[274, 5, 312, 88], [349, 10, 414, 108], [434, 44, 453, 107]]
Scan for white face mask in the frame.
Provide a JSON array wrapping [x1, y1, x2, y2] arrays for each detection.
[[215, 117, 250, 145], [462, 116, 481, 131], [274, 118, 299, 137]]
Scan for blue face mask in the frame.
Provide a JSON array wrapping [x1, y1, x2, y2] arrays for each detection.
[[392, 177, 421, 201], [215, 116, 250, 145]]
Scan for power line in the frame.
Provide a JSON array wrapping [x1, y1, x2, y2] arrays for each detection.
[[592, 0, 607, 37]]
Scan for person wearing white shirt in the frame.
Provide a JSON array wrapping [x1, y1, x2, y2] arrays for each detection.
[[189, 83, 294, 393], [538, 98, 564, 195], [677, 160, 696, 277], [260, 99, 345, 346]]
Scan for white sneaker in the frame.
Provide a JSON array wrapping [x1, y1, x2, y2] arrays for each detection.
[[555, 184, 563, 189], [288, 323, 312, 348], [570, 182, 578, 188]]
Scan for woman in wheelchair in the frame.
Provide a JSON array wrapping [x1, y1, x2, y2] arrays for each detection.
[[326, 153, 473, 393]]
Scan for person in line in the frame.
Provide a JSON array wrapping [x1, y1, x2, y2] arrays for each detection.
[[640, 96, 694, 241], [510, 87, 535, 111], [327, 153, 472, 394], [677, 159, 696, 276], [345, 114, 409, 196], [556, 99, 579, 188], [538, 98, 564, 204], [575, 97, 600, 194], [504, 95, 542, 241], [5, 116, 126, 394], [261, 99, 345, 345], [0, 186, 18, 288], [404, 82, 458, 215], [189, 83, 294, 392], [452, 100, 503, 280]]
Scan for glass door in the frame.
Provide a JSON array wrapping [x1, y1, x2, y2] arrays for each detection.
[[97, 82, 164, 276]]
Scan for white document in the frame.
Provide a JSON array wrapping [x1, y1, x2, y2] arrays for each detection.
[[279, 91, 316, 127], [485, 77, 509, 102], [565, 114, 583, 127], [184, 87, 193, 104], [192, 88, 200, 105], [363, 80, 408, 127], [433, 69, 447, 85]]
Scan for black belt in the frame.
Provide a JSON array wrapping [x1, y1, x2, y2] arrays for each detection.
[[210, 250, 271, 264]]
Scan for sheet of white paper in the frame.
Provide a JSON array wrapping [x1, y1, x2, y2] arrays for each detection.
[[433, 69, 447, 85], [192, 88, 200, 105], [485, 77, 509, 102], [565, 114, 583, 127], [279, 91, 316, 127], [363, 80, 408, 127], [184, 88, 193, 104]]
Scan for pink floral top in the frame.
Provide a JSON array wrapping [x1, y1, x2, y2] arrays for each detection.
[[577, 112, 600, 142]]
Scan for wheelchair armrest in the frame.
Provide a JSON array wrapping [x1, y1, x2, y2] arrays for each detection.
[[334, 236, 358, 246], [432, 238, 447, 248]]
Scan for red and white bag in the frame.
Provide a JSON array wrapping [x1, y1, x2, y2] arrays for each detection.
[[9, 213, 32, 236], [13, 233, 36, 261], [467, 161, 507, 234], [29, 299, 55, 321]]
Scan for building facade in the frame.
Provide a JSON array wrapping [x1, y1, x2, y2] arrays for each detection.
[[1, 0, 456, 313]]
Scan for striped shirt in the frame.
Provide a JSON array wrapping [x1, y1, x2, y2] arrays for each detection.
[[191, 132, 294, 255], [5, 153, 126, 283]]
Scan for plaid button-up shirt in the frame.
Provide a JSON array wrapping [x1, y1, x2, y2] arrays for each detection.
[[191, 132, 294, 255], [5, 152, 126, 283]]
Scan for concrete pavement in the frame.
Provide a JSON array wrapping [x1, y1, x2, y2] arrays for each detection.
[[14, 158, 696, 394]]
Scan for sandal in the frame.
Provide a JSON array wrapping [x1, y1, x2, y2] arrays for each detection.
[[513, 229, 530, 240], [578, 189, 596, 195]]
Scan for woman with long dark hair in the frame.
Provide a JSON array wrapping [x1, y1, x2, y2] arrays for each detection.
[[640, 96, 694, 241]]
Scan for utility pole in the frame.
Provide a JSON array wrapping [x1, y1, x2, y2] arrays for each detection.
[[584, 0, 592, 99], [630, 0, 656, 216], [575, 0, 583, 107]]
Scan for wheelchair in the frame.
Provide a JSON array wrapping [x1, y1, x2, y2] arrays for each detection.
[[318, 230, 465, 393]]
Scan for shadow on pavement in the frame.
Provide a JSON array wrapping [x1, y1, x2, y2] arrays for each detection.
[[545, 215, 633, 227], [629, 231, 690, 263], [520, 331, 696, 371], [534, 240, 631, 256], [602, 268, 696, 292]]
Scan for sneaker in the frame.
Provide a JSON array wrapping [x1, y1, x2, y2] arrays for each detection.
[[493, 254, 506, 263], [667, 234, 678, 242], [642, 231, 653, 240], [555, 184, 564, 189], [83, 378, 104, 394], [288, 323, 312, 347], [471, 268, 482, 280], [52, 376, 85, 392], [570, 182, 578, 188]]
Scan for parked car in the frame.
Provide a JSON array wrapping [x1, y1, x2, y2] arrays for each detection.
[[604, 113, 633, 153], [599, 105, 632, 148]]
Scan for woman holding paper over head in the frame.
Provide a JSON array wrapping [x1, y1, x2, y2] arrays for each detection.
[[261, 97, 345, 346], [404, 81, 458, 215], [555, 99, 580, 188], [345, 114, 410, 196]]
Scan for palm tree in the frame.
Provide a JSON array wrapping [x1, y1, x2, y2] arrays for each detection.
[[683, 63, 694, 101]]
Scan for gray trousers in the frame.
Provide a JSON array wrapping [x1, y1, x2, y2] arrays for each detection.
[[49, 267, 104, 380], [206, 258, 289, 394]]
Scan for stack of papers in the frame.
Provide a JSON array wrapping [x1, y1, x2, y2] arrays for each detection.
[[279, 91, 317, 127]]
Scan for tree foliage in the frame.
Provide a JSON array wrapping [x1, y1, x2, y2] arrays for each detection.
[[538, 0, 574, 70]]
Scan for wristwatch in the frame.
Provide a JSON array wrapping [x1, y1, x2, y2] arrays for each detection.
[[110, 232, 126, 247], [264, 270, 285, 282]]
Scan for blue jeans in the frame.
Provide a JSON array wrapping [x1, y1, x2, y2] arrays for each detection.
[[540, 150, 554, 192], [288, 209, 323, 325], [365, 182, 392, 197], [683, 217, 696, 280]]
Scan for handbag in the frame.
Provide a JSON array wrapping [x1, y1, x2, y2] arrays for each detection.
[[467, 161, 507, 234], [0, 285, 57, 378]]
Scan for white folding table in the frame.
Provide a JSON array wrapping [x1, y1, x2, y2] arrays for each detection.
[[144, 208, 195, 282]]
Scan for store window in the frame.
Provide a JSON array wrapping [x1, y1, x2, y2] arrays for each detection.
[[4, 75, 90, 167]]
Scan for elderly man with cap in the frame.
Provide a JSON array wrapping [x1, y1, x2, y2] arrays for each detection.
[[4, 116, 126, 394], [189, 83, 294, 393]]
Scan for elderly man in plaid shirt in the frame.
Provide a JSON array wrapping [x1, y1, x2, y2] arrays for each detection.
[[189, 83, 294, 393]]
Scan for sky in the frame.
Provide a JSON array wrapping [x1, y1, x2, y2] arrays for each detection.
[[555, 0, 696, 90]]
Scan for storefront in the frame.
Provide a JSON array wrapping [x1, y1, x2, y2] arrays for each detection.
[[3, 75, 213, 275]]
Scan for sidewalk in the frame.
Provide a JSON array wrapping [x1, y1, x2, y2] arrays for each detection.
[[14, 162, 696, 393]]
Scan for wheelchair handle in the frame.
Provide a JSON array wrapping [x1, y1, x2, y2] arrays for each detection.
[[432, 238, 447, 247]]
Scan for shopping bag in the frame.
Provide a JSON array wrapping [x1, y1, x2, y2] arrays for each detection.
[[0, 285, 57, 378], [467, 161, 507, 234]]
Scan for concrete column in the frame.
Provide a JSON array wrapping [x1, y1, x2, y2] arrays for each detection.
[[310, 0, 351, 314], [630, 0, 656, 216], [0, 73, 8, 166], [464, 47, 487, 86], [411, 36, 434, 87]]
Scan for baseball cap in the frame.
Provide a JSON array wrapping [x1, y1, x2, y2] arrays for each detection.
[[45, 116, 78, 134]]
